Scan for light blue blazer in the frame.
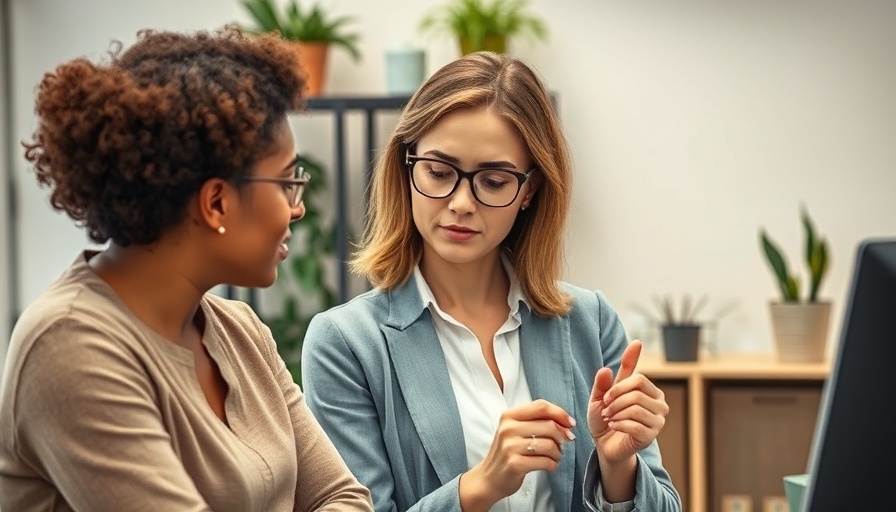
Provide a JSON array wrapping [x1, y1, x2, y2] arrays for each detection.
[[302, 278, 681, 512]]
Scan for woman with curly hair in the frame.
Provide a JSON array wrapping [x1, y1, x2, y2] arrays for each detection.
[[0, 27, 372, 511]]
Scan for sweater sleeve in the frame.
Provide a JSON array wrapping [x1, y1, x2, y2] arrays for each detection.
[[244, 305, 373, 511], [10, 320, 212, 512]]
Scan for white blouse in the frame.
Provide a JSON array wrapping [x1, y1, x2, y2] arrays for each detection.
[[413, 264, 554, 512]]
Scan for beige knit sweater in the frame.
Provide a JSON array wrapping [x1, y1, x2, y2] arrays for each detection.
[[0, 252, 372, 511]]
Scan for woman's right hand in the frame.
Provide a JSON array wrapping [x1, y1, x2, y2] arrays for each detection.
[[459, 399, 577, 511]]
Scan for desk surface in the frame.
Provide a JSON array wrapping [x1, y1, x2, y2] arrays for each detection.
[[638, 352, 831, 380]]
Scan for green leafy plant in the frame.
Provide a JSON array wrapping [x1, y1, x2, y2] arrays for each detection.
[[760, 207, 829, 303], [264, 153, 338, 383], [239, 0, 361, 60], [420, 0, 548, 54]]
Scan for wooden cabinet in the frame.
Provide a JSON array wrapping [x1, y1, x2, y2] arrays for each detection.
[[639, 354, 829, 512]]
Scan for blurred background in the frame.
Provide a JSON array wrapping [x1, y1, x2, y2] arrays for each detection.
[[2, 0, 895, 375]]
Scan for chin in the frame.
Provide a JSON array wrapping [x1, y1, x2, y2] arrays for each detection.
[[429, 245, 491, 266], [235, 270, 278, 290], [257, 270, 278, 289]]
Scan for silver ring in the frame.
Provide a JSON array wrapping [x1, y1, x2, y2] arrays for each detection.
[[526, 434, 536, 453]]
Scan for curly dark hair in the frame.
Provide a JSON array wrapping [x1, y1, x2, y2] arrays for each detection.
[[22, 26, 307, 246]]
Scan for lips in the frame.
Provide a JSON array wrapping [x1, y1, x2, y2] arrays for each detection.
[[443, 224, 476, 233], [278, 236, 291, 260], [442, 224, 479, 241]]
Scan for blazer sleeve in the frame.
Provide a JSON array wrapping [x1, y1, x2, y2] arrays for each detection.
[[303, 312, 464, 512], [244, 306, 373, 512], [583, 290, 682, 512]]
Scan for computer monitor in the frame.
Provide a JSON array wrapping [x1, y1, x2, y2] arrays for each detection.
[[801, 239, 896, 511]]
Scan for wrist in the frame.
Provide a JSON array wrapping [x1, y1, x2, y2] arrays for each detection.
[[459, 466, 498, 512], [596, 455, 638, 503]]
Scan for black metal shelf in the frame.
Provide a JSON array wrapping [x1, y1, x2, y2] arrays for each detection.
[[302, 95, 412, 302]]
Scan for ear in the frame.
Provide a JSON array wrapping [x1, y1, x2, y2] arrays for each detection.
[[196, 178, 233, 233], [521, 170, 543, 208]]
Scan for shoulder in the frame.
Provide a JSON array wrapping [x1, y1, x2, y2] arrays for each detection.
[[8, 267, 140, 369], [558, 281, 621, 323], [202, 293, 264, 332], [303, 286, 408, 362], [201, 293, 278, 362], [308, 287, 391, 334]]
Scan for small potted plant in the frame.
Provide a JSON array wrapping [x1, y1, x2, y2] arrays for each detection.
[[632, 294, 709, 362], [759, 206, 831, 362], [419, 0, 548, 55], [239, 0, 361, 96]]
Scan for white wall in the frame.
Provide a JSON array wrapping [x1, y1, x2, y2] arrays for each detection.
[[7, 0, 896, 356]]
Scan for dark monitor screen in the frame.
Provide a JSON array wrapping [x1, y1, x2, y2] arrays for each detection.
[[802, 239, 896, 511]]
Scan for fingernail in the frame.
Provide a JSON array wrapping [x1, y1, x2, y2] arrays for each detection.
[[568, 416, 577, 427], [603, 392, 612, 404], [601, 409, 609, 418], [565, 428, 576, 441]]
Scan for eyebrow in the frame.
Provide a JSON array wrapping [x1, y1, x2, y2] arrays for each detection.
[[279, 154, 300, 177], [422, 149, 518, 170]]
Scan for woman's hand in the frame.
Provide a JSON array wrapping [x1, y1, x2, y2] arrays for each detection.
[[459, 399, 576, 512], [589, 340, 669, 464]]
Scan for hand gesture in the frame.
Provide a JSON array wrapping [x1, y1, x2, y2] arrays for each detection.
[[588, 340, 669, 464], [460, 399, 576, 510]]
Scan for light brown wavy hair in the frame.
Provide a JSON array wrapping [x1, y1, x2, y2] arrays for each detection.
[[351, 51, 573, 317], [22, 26, 307, 246]]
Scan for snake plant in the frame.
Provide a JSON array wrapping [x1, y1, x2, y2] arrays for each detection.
[[760, 207, 829, 303]]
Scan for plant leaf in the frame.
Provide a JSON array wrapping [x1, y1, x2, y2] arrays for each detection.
[[809, 238, 829, 302], [760, 230, 798, 302]]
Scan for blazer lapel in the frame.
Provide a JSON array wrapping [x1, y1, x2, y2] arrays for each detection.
[[383, 281, 468, 485], [520, 306, 577, 512]]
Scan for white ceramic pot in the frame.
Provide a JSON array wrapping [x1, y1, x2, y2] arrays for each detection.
[[769, 302, 831, 362]]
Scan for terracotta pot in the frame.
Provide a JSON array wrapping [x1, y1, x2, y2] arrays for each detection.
[[458, 35, 507, 55], [769, 302, 831, 362], [291, 42, 329, 97]]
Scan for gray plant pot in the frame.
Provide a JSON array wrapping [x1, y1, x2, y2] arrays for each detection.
[[769, 302, 831, 362], [662, 324, 701, 362]]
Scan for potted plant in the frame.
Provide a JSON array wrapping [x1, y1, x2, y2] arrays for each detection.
[[264, 153, 338, 383], [633, 294, 709, 362], [419, 0, 548, 55], [239, 0, 361, 96], [759, 206, 831, 362]]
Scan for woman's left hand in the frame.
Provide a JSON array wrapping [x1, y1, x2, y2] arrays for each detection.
[[588, 340, 670, 464]]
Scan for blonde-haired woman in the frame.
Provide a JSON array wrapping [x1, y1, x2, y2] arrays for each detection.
[[302, 52, 681, 512]]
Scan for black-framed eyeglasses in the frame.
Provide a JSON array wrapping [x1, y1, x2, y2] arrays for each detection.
[[238, 155, 310, 208], [405, 153, 535, 208]]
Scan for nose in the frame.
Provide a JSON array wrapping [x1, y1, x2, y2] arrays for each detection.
[[290, 201, 306, 221], [448, 177, 477, 214]]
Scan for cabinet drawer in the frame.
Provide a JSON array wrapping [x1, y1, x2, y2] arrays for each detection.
[[708, 385, 822, 511]]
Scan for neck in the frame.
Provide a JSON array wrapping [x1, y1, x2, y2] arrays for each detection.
[[89, 242, 206, 344], [419, 250, 509, 312]]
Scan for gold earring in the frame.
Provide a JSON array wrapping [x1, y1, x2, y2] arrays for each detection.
[[217, 226, 226, 235]]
